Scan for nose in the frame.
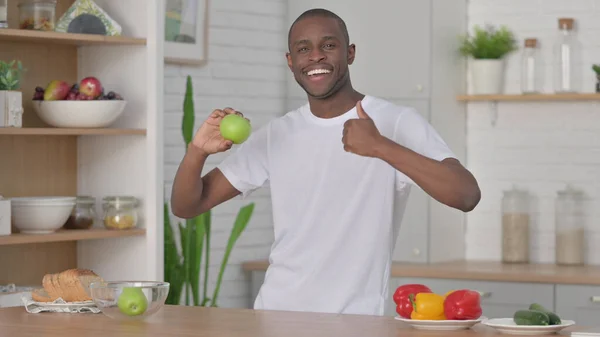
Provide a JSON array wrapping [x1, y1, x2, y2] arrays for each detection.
[[308, 48, 326, 62]]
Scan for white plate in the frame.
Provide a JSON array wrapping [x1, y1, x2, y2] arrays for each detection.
[[394, 316, 485, 331], [34, 301, 96, 308], [482, 318, 575, 335]]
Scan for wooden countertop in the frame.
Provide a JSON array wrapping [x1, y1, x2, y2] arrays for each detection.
[[242, 260, 600, 285], [0, 305, 579, 337]]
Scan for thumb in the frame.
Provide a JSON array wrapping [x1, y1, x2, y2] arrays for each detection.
[[356, 101, 370, 119]]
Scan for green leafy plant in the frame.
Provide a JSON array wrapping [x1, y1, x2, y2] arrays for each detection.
[[592, 64, 600, 76], [0, 60, 25, 91], [164, 75, 255, 307], [459, 25, 518, 59]]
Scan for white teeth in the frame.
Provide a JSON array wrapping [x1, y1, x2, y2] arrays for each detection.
[[307, 69, 331, 76]]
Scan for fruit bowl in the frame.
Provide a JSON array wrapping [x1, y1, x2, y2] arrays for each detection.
[[32, 100, 127, 128], [89, 281, 169, 321]]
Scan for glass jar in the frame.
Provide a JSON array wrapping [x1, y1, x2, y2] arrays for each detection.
[[18, 0, 57, 31], [555, 185, 586, 265], [553, 18, 581, 93], [63, 196, 96, 230], [0, 0, 8, 28], [502, 186, 531, 263], [521, 38, 541, 94], [102, 196, 139, 230]]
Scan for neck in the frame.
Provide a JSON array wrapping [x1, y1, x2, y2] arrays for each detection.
[[307, 83, 365, 119]]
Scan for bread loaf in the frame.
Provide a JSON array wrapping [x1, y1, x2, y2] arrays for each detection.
[[31, 268, 103, 303]]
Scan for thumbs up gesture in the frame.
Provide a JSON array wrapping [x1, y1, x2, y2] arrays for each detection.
[[342, 100, 384, 157]]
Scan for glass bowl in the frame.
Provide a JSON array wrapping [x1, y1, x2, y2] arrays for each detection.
[[89, 281, 169, 320]]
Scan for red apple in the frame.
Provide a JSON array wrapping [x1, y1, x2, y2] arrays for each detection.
[[43, 80, 71, 100], [78, 77, 103, 99]]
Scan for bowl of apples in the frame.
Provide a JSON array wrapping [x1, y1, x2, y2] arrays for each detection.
[[89, 281, 170, 321], [32, 77, 127, 128]]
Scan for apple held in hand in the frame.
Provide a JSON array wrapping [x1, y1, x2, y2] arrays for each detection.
[[220, 114, 251, 144], [117, 287, 148, 316]]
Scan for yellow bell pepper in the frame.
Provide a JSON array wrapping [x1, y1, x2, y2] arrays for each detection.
[[409, 293, 446, 320]]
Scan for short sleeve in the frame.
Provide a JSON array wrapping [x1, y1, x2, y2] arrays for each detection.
[[393, 107, 457, 188], [216, 124, 269, 198]]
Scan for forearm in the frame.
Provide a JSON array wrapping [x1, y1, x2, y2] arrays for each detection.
[[171, 145, 209, 218], [374, 137, 480, 212]]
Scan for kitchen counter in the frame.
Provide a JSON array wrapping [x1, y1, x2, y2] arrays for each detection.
[[0, 305, 580, 337], [242, 260, 600, 285]]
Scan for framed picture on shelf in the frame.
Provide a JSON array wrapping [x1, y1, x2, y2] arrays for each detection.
[[164, 0, 208, 65]]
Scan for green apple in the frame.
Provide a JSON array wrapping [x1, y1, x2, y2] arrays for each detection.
[[220, 114, 251, 144], [117, 287, 148, 316]]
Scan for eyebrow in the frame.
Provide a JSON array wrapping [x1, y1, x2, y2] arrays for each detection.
[[293, 36, 339, 47]]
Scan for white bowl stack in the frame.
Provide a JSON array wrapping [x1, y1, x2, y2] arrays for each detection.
[[10, 197, 76, 234]]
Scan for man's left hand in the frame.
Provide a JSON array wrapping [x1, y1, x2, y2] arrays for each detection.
[[342, 101, 383, 157]]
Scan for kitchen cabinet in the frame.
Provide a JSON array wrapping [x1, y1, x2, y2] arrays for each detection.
[[0, 0, 163, 287], [286, 0, 469, 263], [555, 285, 600, 325]]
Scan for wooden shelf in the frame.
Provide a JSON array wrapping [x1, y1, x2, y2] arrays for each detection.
[[0, 128, 146, 136], [457, 93, 600, 102], [0, 228, 146, 246], [0, 28, 146, 46]]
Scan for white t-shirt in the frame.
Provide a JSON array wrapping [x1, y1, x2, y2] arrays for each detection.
[[217, 95, 456, 316]]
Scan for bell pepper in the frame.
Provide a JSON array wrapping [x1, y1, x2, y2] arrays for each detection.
[[443, 289, 482, 320], [409, 292, 446, 320], [392, 284, 432, 319]]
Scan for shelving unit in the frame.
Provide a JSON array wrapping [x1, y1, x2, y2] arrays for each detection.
[[457, 93, 600, 125], [0, 0, 163, 287]]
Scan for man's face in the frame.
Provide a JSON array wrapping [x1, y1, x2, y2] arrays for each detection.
[[286, 16, 355, 99]]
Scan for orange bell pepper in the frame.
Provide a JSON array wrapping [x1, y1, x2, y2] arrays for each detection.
[[409, 292, 446, 320]]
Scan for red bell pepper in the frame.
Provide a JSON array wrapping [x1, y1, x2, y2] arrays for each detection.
[[443, 289, 482, 320], [392, 284, 432, 319]]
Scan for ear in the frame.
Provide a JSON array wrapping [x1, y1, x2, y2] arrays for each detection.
[[286, 52, 293, 72], [347, 43, 356, 65]]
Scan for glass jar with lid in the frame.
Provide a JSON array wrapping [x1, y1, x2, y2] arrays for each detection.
[[18, 0, 57, 31], [102, 196, 139, 230], [63, 196, 96, 230], [555, 185, 586, 265], [502, 186, 531, 263]]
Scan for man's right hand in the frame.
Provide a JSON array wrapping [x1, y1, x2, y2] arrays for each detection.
[[190, 107, 248, 156]]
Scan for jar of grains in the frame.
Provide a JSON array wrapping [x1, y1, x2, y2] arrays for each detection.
[[555, 185, 586, 265], [102, 196, 139, 230], [502, 186, 531, 263]]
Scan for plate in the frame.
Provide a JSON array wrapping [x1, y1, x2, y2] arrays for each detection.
[[482, 318, 576, 335], [394, 316, 486, 331]]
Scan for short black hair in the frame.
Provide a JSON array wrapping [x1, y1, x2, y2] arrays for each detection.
[[287, 8, 350, 50]]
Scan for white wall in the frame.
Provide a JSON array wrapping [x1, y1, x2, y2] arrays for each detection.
[[465, 0, 600, 264], [163, 0, 287, 308]]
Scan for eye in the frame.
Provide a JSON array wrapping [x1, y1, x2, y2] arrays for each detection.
[[323, 43, 336, 49], [297, 47, 309, 53]]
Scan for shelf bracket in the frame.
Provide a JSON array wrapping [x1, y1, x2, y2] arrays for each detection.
[[489, 101, 498, 126]]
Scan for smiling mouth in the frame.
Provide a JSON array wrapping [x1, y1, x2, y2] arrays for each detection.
[[304, 68, 332, 81]]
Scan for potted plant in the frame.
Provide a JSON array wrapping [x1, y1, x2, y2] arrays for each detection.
[[459, 25, 518, 95], [0, 60, 25, 127], [592, 64, 600, 93]]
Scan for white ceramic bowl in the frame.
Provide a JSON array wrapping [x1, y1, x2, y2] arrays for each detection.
[[10, 197, 76, 234], [32, 100, 127, 128]]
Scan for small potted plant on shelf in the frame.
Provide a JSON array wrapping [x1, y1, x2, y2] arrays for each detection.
[[592, 64, 600, 93], [0, 60, 25, 128], [459, 25, 518, 95]]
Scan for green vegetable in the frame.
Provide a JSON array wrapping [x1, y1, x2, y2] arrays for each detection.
[[528, 303, 562, 325], [513, 310, 550, 326]]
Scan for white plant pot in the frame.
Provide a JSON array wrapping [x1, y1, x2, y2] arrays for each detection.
[[0, 90, 23, 127], [471, 59, 505, 95]]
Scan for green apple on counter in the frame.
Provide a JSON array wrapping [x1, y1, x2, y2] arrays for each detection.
[[117, 287, 148, 316], [220, 114, 251, 144]]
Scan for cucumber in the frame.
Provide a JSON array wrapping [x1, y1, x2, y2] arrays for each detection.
[[513, 310, 550, 326], [528, 303, 562, 325]]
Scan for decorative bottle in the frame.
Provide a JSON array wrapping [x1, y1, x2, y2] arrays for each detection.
[[553, 18, 581, 93], [521, 38, 540, 94]]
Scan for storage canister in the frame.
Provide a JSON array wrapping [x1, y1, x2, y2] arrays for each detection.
[[555, 185, 586, 265], [502, 186, 531, 263]]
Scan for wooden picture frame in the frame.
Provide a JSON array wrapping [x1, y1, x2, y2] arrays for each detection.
[[164, 0, 209, 65]]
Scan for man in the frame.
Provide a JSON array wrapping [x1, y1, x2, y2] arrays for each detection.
[[171, 8, 480, 316]]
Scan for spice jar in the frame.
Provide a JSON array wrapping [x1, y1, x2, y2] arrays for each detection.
[[63, 196, 96, 230], [502, 186, 531, 263], [102, 196, 139, 230], [555, 185, 586, 265], [18, 0, 57, 31]]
